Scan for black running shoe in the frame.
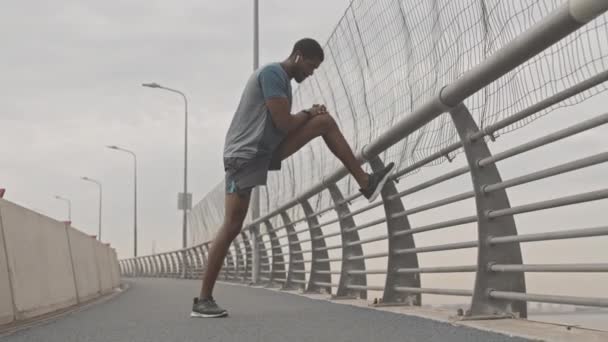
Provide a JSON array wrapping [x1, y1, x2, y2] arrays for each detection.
[[190, 297, 228, 318], [359, 162, 395, 202]]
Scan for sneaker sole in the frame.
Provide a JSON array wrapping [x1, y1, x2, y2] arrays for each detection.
[[368, 164, 395, 203], [190, 311, 228, 318]]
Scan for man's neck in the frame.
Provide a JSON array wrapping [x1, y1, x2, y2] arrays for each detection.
[[280, 60, 295, 80]]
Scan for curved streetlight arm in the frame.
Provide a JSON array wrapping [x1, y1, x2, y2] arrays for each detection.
[[106, 145, 138, 256], [54, 195, 71, 221], [142, 82, 189, 249]]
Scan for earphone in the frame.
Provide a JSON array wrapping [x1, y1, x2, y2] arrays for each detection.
[[295, 55, 300, 63]]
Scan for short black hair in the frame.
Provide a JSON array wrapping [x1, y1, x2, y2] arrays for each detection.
[[291, 38, 324, 62]]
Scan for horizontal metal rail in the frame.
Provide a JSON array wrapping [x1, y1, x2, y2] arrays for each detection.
[[388, 166, 470, 201], [396, 265, 477, 274], [343, 218, 386, 233], [392, 191, 475, 219], [394, 241, 478, 255], [393, 287, 473, 297], [347, 252, 389, 261], [487, 189, 608, 218], [316, 257, 342, 263], [479, 113, 608, 167], [348, 269, 386, 275], [490, 264, 608, 272], [489, 291, 608, 308], [313, 231, 341, 241], [489, 226, 608, 245], [317, 270, 342, 275], [393, 216, 478, 237], [484, 152, 608, 193], [313, 281, 339, 288], [313, 244, 342, 252], [345, 234, 389, 248]]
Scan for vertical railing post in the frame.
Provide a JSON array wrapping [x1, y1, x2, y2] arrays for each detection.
[[147, 257, 154, 277], [280, 211, 306, 291], [449, 103, 526, 318], [264, 220, 286, 287], [181, 250, 189, 279], [161, 254, 170, 277], [232, 240, 243, 281], [240, 232, 252, 283], [192, 246, 204, 279], [300, 197, 332, 294], [327, 184, 367, 299], [369, 156, 421, 305], [136, 258, 142, 277], [250, 226, 261, 284], [183, 249, 193, 279], [128, 260, 133, 277], [153, 255, 162, 277], [146, 257, 154, 277], [225, 248, 235, 281], [129, 259, 135, 277], [170, 252, 179, 278], [258, 231, 271, 282], [143, 257, 150, 277]]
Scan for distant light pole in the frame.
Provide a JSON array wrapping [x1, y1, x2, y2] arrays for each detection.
[[107, 145, 138, 257], [81, 177, 102, 241], [142, 82, 190, 249], [54, 195, 71, 222]]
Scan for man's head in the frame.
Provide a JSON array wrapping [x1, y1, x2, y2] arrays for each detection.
[[289, 38, 324, 83]]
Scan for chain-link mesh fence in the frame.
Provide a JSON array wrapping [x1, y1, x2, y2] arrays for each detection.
[[189, 0, 608, 245]]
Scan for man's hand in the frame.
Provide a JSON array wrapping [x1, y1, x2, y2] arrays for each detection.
[[308, 104, 329, 117]]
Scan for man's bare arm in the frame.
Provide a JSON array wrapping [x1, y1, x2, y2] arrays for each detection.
[[266, 97, 312, 133]]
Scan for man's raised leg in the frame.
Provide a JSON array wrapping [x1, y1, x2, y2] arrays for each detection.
[[274, 113, 394, 201], [275, 114, 369, 188]]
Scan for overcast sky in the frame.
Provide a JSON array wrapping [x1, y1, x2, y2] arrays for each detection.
[[1, 0, 350, 258]]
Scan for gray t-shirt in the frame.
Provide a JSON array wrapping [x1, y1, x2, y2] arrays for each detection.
[[224, 63, 292, 161]]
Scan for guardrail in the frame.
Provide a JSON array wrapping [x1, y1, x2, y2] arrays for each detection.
[[120, 0, 608, 320]]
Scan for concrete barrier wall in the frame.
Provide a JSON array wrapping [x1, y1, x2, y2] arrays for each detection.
[[0, 205, 15, 325], [110, 249, 120, 288], [68, 228, 101, 302], [0, 200, 78, 319], [0, 199, 120, 325], [95, 242, 113, 294]]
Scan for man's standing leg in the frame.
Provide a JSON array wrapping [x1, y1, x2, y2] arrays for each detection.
[[191, 191, 251, 318]]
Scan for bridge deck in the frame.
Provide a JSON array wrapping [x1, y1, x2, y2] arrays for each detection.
[[1, 278, 530, 341]]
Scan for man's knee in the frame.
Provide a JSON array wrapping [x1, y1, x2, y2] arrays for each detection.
[[314, 114, 337, 133]]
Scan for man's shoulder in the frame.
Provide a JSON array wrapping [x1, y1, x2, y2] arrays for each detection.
[[258, 63, 287, 79]]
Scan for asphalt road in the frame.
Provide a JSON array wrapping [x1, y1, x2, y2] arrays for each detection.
[[2, 278, 530, 342]]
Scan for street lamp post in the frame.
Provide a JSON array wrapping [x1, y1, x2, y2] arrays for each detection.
[[251, 0, 261, 284], [107, 145, 138, 257], [142, 82, 190, 249], [81, 177, 102, 241], [54, 195, 71, 222]]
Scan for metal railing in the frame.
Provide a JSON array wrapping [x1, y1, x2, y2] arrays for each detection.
[[120, 0, 608, 320]]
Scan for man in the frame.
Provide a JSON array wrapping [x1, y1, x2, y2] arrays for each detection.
[[191, 38, 394, 318]]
